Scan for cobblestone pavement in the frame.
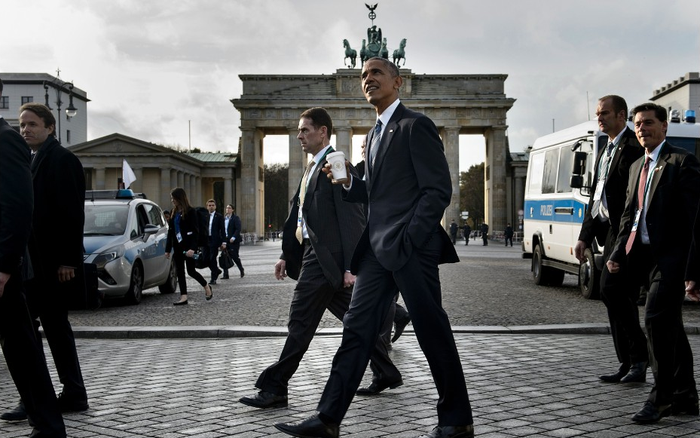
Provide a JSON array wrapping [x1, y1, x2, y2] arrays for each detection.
[[2, 334, 700, 437], [63, 240, 700, 329], [2, 240, 700, 437]]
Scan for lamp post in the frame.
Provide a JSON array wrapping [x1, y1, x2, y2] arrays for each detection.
[[43, 70, 77, 144]]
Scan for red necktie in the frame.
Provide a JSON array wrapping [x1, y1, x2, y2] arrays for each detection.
[[625, 156, 651, 254]]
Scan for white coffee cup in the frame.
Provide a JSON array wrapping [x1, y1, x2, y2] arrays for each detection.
[[326, 151, 348, 183]]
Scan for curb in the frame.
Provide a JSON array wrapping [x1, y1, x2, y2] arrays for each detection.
[[67, 324, 700, 339]]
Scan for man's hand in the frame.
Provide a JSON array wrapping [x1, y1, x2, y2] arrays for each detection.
[[165, 252, 171, 260], [606, 260, 620, 274], [343, 271, 356, 288], [58, 266, 76, 283], [0, 272, 10, 298], [275, 259, 287, 280], [323, 161, 352, 185], [574, 240, 587, 263], [686, 280, 700, 302]]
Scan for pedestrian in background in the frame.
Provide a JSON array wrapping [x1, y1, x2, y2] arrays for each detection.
[[223, 204, 245, 279], [204, 199, 225, 285], [504, 223, 514, 247], [462, 222, 471, 246], [166, 187, 212, 305]]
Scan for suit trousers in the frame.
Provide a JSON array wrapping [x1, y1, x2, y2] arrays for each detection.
[[599, 228, 648, 366], [172, 248, 207, 295], [628, 243, 697, 406], [318, 235, 472, 426], [256, 243, 400, 396], [1, 276, 66, 437], [223, 240, 244, 276], [206, 236, 221, 280], [26, 276, 87, 401]]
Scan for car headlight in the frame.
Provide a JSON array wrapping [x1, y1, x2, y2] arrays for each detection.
[[93, 245, 126, 270]]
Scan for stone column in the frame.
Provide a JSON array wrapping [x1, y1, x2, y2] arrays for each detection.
[[288, 127, 304, 202], [240, 128, 264, 234], [177, 171, 184, 190], [196, 176, 202, 207], [95, 167, 106, 190], [485, 126, 508, 231], [442, 127, 461, 226], [334, 127, 352, 158], [160, 168, 171, 209], [224, 176, 233, 207]]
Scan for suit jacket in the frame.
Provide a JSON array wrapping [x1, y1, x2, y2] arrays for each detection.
[[281, 147, 365, 289], [29, 136, 85, 279], [166, 207, 200, 252], [208, 211, 226, 247], [610, 142, 700, 278], [225, 214, 242, 243], [578, 127, 643, 247], [0, 118, 33, 277], [345, 103, 458, 272]]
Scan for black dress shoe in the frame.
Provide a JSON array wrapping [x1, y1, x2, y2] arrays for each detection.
[[599, 364, 630, 383], [632, 401, 671, 423], [392, 316, 411, 343], [209, 280, 217, 285], [0, 401, 26, 422], [274, 414, 339, 438], [419, 424, 474, 438], [57, 392, 89, 413], [221, 275, 229, 279], [240, 269, 245, 278], [239, 391, 288, 409], [356, 379, 403, 395], [620, 361, 647, 383], [173, 299, 188, 306]]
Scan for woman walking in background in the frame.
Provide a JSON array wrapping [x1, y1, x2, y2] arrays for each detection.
[[165, 187, 212, 305]]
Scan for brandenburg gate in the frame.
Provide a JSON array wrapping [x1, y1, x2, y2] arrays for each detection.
[[231, 69, 515, 236]]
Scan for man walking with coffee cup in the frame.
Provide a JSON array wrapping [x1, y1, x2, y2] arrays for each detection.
[[275, 58, 473, 438], [239, 107, 401, 410]]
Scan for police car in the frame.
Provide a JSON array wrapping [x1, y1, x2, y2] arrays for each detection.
[[83, 190, 177, 304]]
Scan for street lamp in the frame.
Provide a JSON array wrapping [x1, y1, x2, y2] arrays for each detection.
[[43, 72, 77, 144]]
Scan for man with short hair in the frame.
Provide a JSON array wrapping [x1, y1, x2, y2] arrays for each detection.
[[222, 204, 244, 279], [608, 103, 700, 423], [204, 199, 225, 285], [275, 58, 472, 438], [574, 95, 646, 384], [2, 102, 88, 421], [239, 107, 401, 411], [0, 78, 66, 437]]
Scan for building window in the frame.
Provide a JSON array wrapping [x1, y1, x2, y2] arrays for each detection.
[[0, 96, 8, 109], [21, 96, 33, 104]]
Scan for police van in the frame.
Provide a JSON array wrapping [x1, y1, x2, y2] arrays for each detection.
[[522, 111, 700, 298]]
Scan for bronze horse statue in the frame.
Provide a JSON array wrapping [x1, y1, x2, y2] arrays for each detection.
[[343, 39, 357, 68], [393, 38, 407, 67]]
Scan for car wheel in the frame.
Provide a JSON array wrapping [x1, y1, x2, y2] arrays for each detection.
[[579, 248, 600, 299], [125, 262, 144, 305], [158, 259, 177, 294]]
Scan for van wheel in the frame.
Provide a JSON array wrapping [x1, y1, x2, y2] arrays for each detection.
[[579, 248, 600, 299], [533, 244, 565, 286], [125, 262, 144, 305]]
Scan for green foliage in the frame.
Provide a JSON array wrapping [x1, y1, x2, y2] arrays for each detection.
[[459, 163, 484, 226], [264, 163, 289, 230]]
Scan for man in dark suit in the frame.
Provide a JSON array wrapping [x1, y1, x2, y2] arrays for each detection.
[[239, 107, 401, 410], [204, 199, 225, 284], [608, 103, 700, 423], [574, 95, 647, 384], [222, 204, 244, 278], [275, 58, 473, 438], [0, 80, 66, 436], [2, 102, 89, 421]]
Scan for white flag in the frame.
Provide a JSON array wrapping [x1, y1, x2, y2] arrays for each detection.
[[123, 159, 137, 189]]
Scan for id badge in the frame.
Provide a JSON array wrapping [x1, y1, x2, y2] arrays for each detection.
[[176, 232, 183, 243], [630, 209, 641, 232], [593, 179, 604, 201]]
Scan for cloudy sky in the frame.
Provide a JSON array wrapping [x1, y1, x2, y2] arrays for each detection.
[[3, 0, 699, 169]]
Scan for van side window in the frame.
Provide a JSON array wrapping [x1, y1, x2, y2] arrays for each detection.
[[557, 147, 573, 193], [527, 153, 544, 195], [542, 149, 559, 194]]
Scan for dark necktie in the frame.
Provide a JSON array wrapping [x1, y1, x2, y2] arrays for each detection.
[[591, 142, 615, 219], [625, 156, 651, 254], [368, 119, 383, 171]]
